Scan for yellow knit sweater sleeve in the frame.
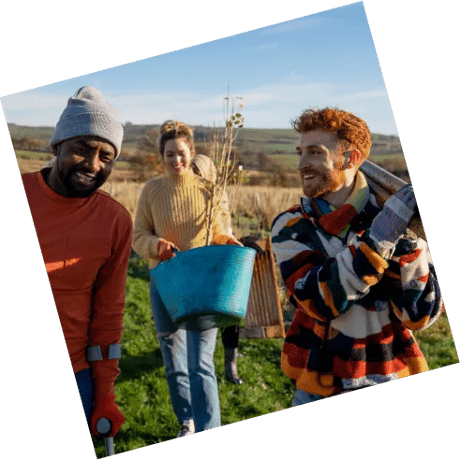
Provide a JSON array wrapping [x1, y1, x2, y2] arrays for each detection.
[[132, 177, 163, 260]]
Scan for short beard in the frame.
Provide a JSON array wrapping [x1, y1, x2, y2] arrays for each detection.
[[64, 171, 106, 198], [303, 157, 346, 198], [309, 169, 346, 198], [57, 161, 107, 198]]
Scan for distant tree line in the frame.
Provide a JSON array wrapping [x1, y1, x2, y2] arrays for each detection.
[[9, 122, 404, 186], [11, 136, 48, 152]]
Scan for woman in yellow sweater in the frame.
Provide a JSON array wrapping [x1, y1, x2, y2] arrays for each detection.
[[132, 121, 238, 437]]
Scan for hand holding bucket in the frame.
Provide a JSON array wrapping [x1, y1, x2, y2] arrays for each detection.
[[158, 239, 179, 261]]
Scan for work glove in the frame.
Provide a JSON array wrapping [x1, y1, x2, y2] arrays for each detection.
[[368, 184, 417, 258], [90, 379, 125, 438], [90, 394, 125, 438], [239, 236, 264, 253], [226, 236, 243, 246], [157, 239, 178, 261], [211, 233, 243, 246]]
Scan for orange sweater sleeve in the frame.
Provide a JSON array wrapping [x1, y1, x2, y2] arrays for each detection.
[[89, 211, 133, 396]]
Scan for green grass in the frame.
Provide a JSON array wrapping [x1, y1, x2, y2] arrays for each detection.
[[271, 153, 299, 170], [15, 149, 54, 160], [370, 152, 406, 162], [92, 252, 458, 457], [415, 312, 459, 369], [14, 149, 132, 169], [10, 123, 402, 164], [238, 128, 299, 154], [8, 124, 54, 140]]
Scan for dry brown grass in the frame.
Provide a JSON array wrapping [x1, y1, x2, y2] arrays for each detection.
[[100, 180, 144, 218], [15, 158, 49, 174], [16, 157, 147, 182], [99, 181, 303, 227], [226, 184, 302, 230]]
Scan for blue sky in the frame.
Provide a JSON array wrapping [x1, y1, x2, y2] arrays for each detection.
[[0, 2, 397, 134]]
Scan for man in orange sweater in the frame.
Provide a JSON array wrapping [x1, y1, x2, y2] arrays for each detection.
[[21, 86, 132, 438]]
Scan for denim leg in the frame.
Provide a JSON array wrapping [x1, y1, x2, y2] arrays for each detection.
[[292, 388, 324, 406], [150, 278, 193, 424], [157, 330, 194, 424], [186, 328, 221, 432], [75, 368, 94, 422]]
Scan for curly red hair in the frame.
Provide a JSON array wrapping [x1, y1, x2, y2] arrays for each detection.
[[293, 107, 372, 164]]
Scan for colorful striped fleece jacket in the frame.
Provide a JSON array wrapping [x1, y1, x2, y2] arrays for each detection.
[[271, 171, 443, 396]]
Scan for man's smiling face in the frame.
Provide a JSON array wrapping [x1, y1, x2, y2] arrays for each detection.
[[296, 129, 346, 199], [49, 136, 115, 198]]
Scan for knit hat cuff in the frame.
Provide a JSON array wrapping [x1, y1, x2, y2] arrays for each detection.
[[50, 112, 123, 158]]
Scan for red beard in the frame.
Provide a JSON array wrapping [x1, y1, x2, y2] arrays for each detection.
[[301, 157, 346, 198]]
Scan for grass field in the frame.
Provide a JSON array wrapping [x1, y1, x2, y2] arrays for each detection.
[[15, 149, 131, 169], [15, 149, 54, 161], [237, 128, 299, 154], [9, 123, 403, 158]]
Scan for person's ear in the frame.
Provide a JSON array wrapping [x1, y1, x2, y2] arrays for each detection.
[[343, 149, 361, 169]]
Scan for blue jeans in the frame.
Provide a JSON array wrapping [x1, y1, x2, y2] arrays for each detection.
[[292, 388, 324, 406], [75, 368, 94, 421], [150, 278, 221, 432]]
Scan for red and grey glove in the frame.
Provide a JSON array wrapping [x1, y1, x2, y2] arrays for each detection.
[[87, 344, 125, 438], [226, 236, 243, 246], [157, 239, 179, 261], [90, 379, 125, 438]]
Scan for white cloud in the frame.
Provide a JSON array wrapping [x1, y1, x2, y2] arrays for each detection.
[[2, 92, 65, 110], [240, 81, 388, 105], [244, 41, 280, 52], [259, 16, 342, 35]]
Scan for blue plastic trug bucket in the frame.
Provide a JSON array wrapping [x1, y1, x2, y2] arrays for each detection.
[[150, 245, 256, 331]]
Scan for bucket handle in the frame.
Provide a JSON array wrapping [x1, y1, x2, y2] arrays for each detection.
[[159, 246, 179, 264]]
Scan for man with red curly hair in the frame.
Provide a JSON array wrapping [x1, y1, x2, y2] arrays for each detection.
[[271, 107, 443, 405]]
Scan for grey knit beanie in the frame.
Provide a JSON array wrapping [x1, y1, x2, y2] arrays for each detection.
[[50, 86, 124, 159]]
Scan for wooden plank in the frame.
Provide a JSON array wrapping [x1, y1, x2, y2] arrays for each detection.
[[240, 237, 286, 339]]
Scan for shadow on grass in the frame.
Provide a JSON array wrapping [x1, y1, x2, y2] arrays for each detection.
[[117, 348, 164, 383]]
